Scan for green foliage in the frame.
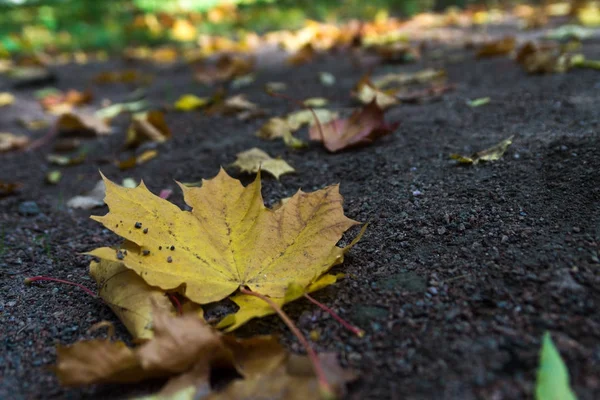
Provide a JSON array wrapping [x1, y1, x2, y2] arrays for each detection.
[[536, 332, 577, 400]]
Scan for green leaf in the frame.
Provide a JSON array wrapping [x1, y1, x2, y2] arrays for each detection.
[[536, 332, 577, 400]]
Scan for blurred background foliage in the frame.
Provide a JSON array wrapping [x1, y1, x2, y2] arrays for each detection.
[[0, 0, 554, 55]]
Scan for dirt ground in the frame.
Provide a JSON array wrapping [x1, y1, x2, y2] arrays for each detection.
[[1, 25, 600, 400]]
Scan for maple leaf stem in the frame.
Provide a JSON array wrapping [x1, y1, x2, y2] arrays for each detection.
[[24, 276, 97, 298], [267, 90, 326, 142], [303, 293, 365, 338], [239, 287, 335, 399]]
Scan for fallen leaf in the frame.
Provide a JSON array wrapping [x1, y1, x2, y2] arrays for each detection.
[[56, 112, 112, 136], [94, 70, 152, 85], [516, 42, 582, 74], [0, 132, 30, 152], [90, 259, 177, 340], [257, 109, 337, 150], [372, 68, 446, 88], [88, 169, 361, 304], [546, 25, 592, 41], [536, 332, 577, 400], [319, 72, 336, 86], [47, 151, 87, 166], [207, 94, 265, 120], [18, 118, 49, 131], [55, 306, 352, 399], [232, 148, 295, 180], [67, 180, 105, 209], [46, 170, 62, 184], [466, 97, 491, 107], [230, 74, 255, 90], [116, 150, 159, 170], [265, 82, 287, 92], [354, 77, 399, 109], [578, 3, 600, 27], [303, 97, 328, 107], [287, 43, 315, 66], [476, 36, 516, 58], [198, 352, 353, 400], [125, 111, 171, 148], [174, 94, 209, 111], [40, 89, 93, 114], [0, 92, 15, 107], [450, 135, 514, 165], [309, 101, 398, 152], [287, 109, 338, 130], [195, 55, 254, 85], [95, 100, 149, 120], [122, 178, 138, 188]]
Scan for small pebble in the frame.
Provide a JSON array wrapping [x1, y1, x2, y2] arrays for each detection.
[[412, 190, 423, 197], [167, 256, 173, 263], [143, 228, 148, 234], [135, 222, 142, 229], [159, 246, 162, 250], [170, 246, 175, 251], [428, 287, 438, 295], [116, 251, 124, 260], [18, 201, 40, 216], [142, 250, 150, 256], [437, 227, 446, 235], [572, 226, 581, 233]]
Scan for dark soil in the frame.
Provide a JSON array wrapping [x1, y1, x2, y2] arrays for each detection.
[[1, 27, 600, 400]]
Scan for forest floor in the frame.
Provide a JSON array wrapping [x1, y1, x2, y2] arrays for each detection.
[[1, 21, 600, 400]]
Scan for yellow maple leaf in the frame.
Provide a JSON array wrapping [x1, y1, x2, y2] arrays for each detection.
[[88, 169, 361, 304]]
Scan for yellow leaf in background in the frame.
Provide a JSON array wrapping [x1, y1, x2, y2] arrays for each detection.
[[450, 135, 514, 165], [466, 97, 491, 107], [578, 4, 600, 27], [90, 259, 177, 340], [372, 68, 446, 89], [476, 36, 516, 58], [56, 112, 112, 136], [46, 170, 62, 184], [171, 19, 197, 42], [217, 274, 342, 332], [286, 109, 338, 130], [0, 92, 15, 107], [152, 47, 179, 64], [354, 80, 398, 109], [88, 169, 361, 304], [303, 97, 328, 107], [546, 2, 572, 17], [0, 132, 29, 152], [125, 110, 171, 148], [257, 117, 292, 140], [287, 43, 315, 66], [116, 149, 159, 170], [232, 148, 295, 180]]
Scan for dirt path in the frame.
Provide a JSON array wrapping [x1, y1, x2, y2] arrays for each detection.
[[1, 29, 600, 399]]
